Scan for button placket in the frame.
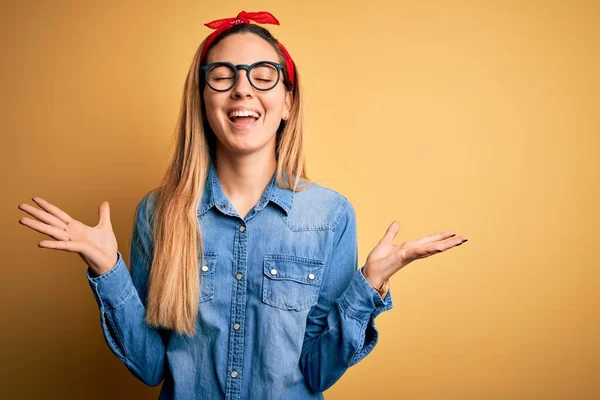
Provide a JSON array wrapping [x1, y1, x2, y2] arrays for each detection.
[[233, 226, 244, 336], [226, 218, 247, 396], [235, 225, 246, 281]]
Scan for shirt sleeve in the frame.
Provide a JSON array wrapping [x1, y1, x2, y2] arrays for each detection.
[[299, 197, 393, 393], [86, 192, 167, 386]]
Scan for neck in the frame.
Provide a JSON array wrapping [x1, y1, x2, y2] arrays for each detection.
[[213, 145, 277, 207]]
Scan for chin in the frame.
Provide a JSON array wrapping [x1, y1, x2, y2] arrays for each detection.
[[232, 134, 278, 150], [220, 132, 277, 156]]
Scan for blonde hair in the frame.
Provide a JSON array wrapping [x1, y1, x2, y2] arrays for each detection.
[[142, 29, 312, 336]]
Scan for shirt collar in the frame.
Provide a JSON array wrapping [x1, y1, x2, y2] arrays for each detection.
[[198, 162, 294, 217]]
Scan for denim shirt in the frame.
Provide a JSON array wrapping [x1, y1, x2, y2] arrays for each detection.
[[86, 162, 393, 400]]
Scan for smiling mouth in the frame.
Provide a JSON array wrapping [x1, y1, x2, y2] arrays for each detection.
[[228, 115, 259, 123], [227, 110, 261, 128], [227, 114, 261, 130]]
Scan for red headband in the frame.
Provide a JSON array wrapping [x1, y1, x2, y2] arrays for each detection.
[[199, 11, 296, 88]]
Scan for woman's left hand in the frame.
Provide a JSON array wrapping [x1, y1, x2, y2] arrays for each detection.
[[363, 221, 468, 288]]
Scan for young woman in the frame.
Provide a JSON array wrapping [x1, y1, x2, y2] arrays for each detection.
[[17, 11, 467, 400]]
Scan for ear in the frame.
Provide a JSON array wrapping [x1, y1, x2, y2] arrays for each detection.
[[282, 90, 293, 121]]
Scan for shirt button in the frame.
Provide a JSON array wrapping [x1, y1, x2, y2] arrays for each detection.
[[270, 268, 278, 276], [233, 323, 240, 330], [201, 265, 209, 272], [231, 371, 238, 378], [239, 225, 245, 232], [236, 273, 243, 280], [308, 273, 315, 280]]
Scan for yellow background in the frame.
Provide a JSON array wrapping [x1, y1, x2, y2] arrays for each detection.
[[1, 0, 598, 399]]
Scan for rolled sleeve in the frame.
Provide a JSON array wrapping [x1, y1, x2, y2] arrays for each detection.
[[87, 251, 136, 309], [338, 266, 393, 323]]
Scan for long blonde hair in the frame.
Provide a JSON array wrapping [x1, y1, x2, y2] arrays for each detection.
[[142, 25, 312, 336]]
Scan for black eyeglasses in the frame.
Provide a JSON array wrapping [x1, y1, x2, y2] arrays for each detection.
[[200, 61, 284, 92]]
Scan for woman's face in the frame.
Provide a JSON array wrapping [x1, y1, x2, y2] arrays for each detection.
[[203, 33, 292, 158]]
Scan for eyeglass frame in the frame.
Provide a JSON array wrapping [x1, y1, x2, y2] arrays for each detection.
[[200, 61, 285, 92]]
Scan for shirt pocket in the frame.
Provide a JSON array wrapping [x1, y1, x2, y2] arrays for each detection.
[[199, 251, 217, 302], [262, 254, 325, 311]]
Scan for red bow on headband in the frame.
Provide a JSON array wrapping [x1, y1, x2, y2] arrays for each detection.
[[200, 11, 296, 88]]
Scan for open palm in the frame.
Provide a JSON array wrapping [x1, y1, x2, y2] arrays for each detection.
[[18, 197, 118, 276], [365, 221, 467, 284]]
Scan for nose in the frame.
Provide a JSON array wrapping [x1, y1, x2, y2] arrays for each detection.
[[231, 70, 254, 99]]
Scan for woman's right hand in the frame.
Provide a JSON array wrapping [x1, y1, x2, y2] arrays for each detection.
[[18, 197, 119, 277]]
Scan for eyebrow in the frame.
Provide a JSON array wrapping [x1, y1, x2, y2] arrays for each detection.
[[204, 59, 281, 65]]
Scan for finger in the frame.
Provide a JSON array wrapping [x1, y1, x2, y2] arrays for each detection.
[[19, 216, 70, 241], [18, 203, 67, 228], [379, 221, 401, 245], [31, 197, 74, 225], [406, 231, 456, 247], [405, 236, 466, 261], [39, 239, 84, 253], [98, 201, 111, 226]]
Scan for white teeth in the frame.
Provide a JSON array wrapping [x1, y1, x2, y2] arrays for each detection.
[[228, 110, 260, 118]]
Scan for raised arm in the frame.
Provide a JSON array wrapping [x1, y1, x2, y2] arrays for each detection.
[[299, 198, 393, 393], [86, 193, 168, 386]]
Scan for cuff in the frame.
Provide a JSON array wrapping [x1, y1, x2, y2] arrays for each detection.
[[338, 266, 393, 323], [86, 251, 135, 309]]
